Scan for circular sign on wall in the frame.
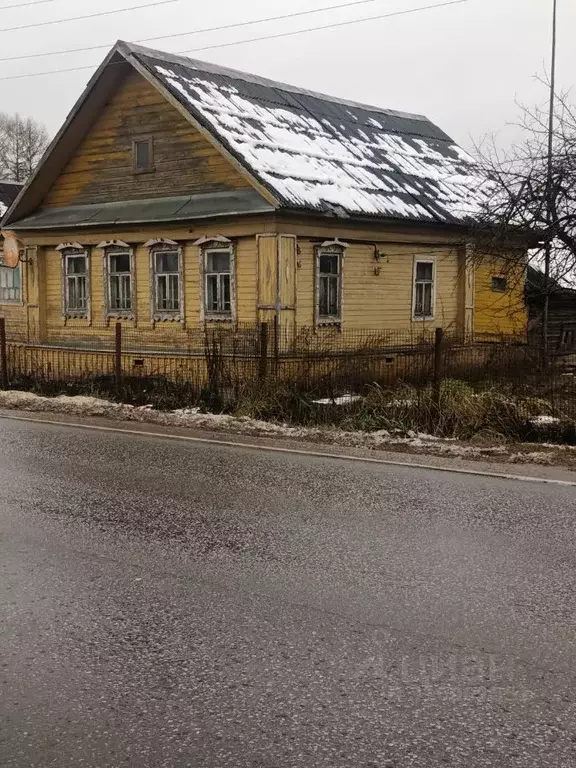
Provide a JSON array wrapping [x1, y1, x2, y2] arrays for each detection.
[[1, 231, 21, 267]]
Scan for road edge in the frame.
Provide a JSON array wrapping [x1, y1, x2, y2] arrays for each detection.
[[2, 411, 576, 487]]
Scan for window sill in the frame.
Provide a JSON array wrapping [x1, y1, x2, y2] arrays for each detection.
[[107, 312, 134, 321], [133, 167, 156, 175], [412, 316, 436, 322], [64, 312, 89, 319], [205, 314, 234, 322], [153, 313, 182, 323], [0, 300, 23, 306], [317, 319, 342, 327]]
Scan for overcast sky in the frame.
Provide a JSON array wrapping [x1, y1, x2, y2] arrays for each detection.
[[0, 0, 574, 152]]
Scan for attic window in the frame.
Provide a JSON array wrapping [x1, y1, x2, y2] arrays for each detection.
[[491, 276, 508, 293], [133, 137, 154, 173]]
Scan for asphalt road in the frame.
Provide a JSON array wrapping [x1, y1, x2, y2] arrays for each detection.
[[1, 416, 576, 767]]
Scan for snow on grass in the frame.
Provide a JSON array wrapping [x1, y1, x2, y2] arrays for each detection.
[[0, 390, 568, 466], [530, 415, 561, 425], [313, 394, 362, 406]]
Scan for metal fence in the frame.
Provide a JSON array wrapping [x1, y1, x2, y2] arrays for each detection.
[[1, 318, 575, 420]]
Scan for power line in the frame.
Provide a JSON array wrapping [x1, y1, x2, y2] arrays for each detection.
[[0, 0, 62, 9], [0, 0, 470, 81], [0, 0, 385, 62], [0, 0, 181, 33], [182, 1, 470, 55]]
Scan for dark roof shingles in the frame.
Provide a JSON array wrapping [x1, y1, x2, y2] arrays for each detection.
[[133, 48, 488, 226]]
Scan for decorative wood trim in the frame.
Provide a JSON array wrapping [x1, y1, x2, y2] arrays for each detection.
[[0, 252, 24, 306], [56, 241, 84, 252], [101, 243, 135, 320], [198, 241, 236, 324], [144, 238, 178, 248], [149, 241, 184, 325], [314, 242, 346, 328], [60, 245, 91, 321], [193, 234, 232, 247], [97, 239, 130, 249], [411, 254, 437, 322], [320, 238, 349, 249]]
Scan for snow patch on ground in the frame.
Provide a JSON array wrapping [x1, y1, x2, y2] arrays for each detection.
[[530, 415, 561, 425], [0, 391, 569, 466], [313, 394, 362, 406]]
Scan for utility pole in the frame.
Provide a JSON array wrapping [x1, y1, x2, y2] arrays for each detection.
[[543, 0, 558, 361]]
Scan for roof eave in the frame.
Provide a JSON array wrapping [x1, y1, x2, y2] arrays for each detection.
[[275, 205, 479, 235], [9, 207, 277, 232], [2, 42, 132, 229]]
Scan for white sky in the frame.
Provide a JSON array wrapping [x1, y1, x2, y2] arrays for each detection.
[[0, 0, 573, 152]]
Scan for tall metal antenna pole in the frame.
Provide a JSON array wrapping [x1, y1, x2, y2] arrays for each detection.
[[543, 0, 558, 360]]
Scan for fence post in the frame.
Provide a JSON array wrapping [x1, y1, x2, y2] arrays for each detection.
[[114, 322, 122, 394], [432, 327, 444, 414], [259, 321, 268, 380], [0, 318, 8, 390], [273, 315, 279, 373]]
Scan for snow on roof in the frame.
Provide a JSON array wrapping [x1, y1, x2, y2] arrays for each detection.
[[133, 46, 491, 225]]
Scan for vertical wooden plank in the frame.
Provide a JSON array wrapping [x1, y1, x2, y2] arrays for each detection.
[[257, 234, 277, 324], [278, 234, 297, 344], [463, 243, 475, 341], [278, 235, 297, 307]]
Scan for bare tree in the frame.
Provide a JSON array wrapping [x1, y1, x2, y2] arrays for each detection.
[[475, 89, 576, 287], [0, 113, 49, 183]]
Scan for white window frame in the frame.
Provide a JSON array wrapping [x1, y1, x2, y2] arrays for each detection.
[[315, 244, 345, 326], [104, 246, 134, 319], [201, 244, 235, 321], [148, 240, 184, 322], [60, 246, 90, 319], [0, 251, 22, 305], [412, 258, 436, 321]]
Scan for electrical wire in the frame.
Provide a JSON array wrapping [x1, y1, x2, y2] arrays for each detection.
[[181, 1, 469, 56], [0, 0, 385, 62], [0, 0, 470, 81], [0, 0, 181, 33], [0, 0, 63, 9]]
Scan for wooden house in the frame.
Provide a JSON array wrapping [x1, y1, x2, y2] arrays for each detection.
[[0, 41, 526, 353], [526, 267, 576, 352]]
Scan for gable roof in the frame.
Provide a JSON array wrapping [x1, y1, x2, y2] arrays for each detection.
[[3, 41, 489, 230], [129, 43, 488, 227]]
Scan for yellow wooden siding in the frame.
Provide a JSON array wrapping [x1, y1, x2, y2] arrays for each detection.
[[40, 236, 260, 344], [235, 237, 258, 325], [296, 241, 461, 331], [43, 69, 250, 208], [474, 257, 527, 337], [11, 227, 525, 348]]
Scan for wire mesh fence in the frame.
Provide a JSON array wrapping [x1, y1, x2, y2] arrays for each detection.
[[1, 318, 575, 427]]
